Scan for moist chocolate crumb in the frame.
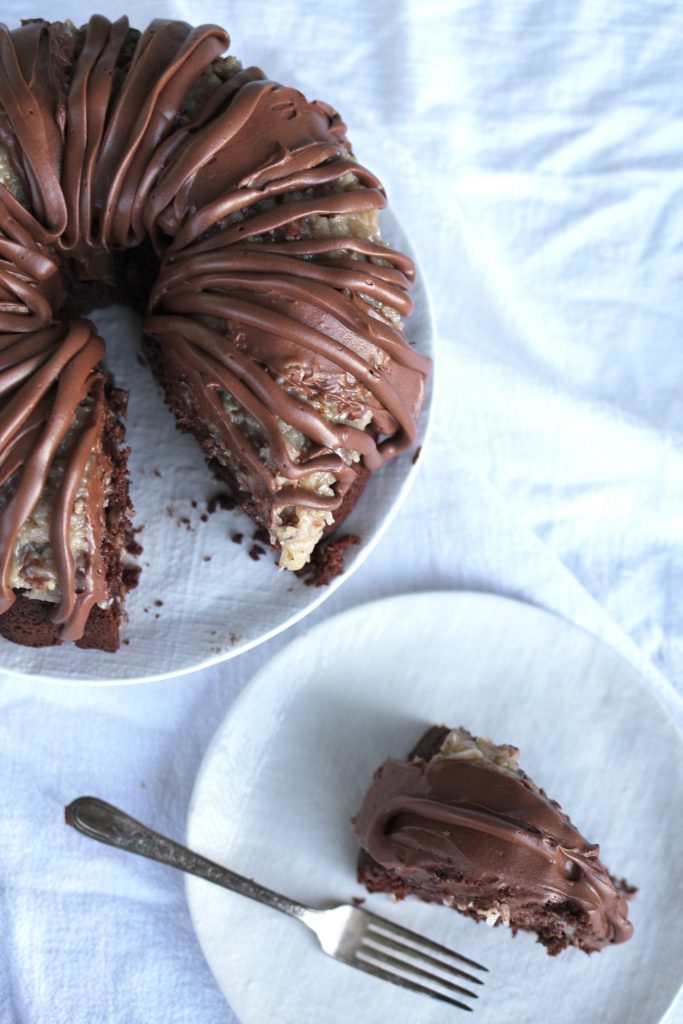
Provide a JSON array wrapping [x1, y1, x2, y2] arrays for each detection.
[[297, 534, 361, 587], [229, 632, 241, 645], [123, 638, 130, 646], [122, 565, 141, 590], [153, 468, 162, 478], [153, 600, 163, 607], [203, 555, 212, 562], [231, 532, 243, 545], [411, 445, 422, 465], [248, 544, 265, 561], [207, 491, 237, 514], [126, 537, 143, 557], [252, 526, 270, 545], [352, 896, 366, 907], [191, 499, 198, 508]]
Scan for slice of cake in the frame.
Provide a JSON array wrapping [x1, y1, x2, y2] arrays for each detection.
[[353, 725, 634, 955]]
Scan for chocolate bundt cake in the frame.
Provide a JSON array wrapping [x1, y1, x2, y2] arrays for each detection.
[[354, 726, 634, 955], [0, 17, 430, 651]]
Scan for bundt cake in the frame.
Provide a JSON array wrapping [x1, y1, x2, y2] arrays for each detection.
[[353, 726, 634, 955], [0, 17, 430, 651]]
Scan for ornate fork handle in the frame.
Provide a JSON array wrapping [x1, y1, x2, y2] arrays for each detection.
[[66, 796, 310, 920]]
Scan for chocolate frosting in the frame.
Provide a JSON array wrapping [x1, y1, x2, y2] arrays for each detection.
[[144, 67, 429, 511], [0, 16, 430, 637], [354, 740, 633, 951]]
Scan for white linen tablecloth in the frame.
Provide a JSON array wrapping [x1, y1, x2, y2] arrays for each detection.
[[1, 1, 682, 1021]]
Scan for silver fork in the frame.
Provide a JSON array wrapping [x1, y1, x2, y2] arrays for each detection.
[[66, 797, 487, 1012]]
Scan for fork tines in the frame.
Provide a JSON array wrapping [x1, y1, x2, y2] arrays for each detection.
[[357, 910, 487, 1012]]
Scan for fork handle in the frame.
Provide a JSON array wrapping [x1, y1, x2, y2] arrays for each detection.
[[66, 797, 311, 920]]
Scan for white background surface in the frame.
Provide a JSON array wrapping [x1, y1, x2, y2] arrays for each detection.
[[1, 1, 682, 1022]]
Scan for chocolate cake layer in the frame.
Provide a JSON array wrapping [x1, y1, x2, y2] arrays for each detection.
[[354, 726, 634, 955]]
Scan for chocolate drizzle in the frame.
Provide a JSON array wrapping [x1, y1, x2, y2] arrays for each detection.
[[0, 16, 430, 638], [0, 315, 107, 637], [354, 730, 634, 953], [144, 72, 429, 515]]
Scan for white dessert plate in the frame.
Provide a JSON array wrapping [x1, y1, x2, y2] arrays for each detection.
[[0, 210, 434, 684], [186, 590, 683, 1024]]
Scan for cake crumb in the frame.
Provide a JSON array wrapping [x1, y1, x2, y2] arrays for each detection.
[[153, 468, 162, 478], [252, 526, 270, 545], [297, 534, 361, 586], [411, 445, 422, 465], [207, 492, 237, 514], [191, 500, 198, 508], [229, 632, 242, 645], [153, 600, 163, 607], [200, 513, 209, 522], [248, 544, 265, 561], [203, 555, 212, 562], [122, 565, 141, 590], [352, 896, 366, 907], [231, 532, 243, 545]]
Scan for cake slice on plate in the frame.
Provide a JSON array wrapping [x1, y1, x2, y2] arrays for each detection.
[[353, 725, 634, 955]]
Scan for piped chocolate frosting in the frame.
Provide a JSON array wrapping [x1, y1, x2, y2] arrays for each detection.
[[0, 15, 430, 640], [354, 726, 633, 954]]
